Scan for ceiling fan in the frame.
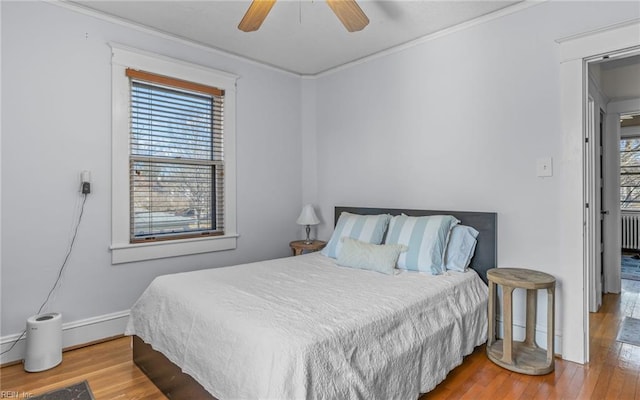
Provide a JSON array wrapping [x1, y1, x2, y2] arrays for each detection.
[[238, 0, 369, 33]]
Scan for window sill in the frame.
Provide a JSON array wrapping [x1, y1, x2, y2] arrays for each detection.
[[110, 234, 238, 264]]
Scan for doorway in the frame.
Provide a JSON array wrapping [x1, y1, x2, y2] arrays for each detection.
[[558, 19, 640, 364], [619, 113, 640, 283], [586, 54, 640, 305], [585, 52, 640, 368]]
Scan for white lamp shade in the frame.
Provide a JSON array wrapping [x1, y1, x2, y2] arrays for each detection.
[[296, 204, 320, 225]]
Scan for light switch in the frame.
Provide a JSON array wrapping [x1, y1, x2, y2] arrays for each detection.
[[537, 157, 553, 177]]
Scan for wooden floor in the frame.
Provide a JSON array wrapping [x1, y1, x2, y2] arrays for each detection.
[[2, 279, 639, 399], [424, 279, 640, 400]]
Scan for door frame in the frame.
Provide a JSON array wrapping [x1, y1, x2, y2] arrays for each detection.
[[558, 19, 640, 364]]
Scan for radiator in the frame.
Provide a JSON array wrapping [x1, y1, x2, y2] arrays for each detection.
[[622, 213, 640, 250]]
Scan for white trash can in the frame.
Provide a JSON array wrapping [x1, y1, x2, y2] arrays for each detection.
[[24, 312, 62, 372]]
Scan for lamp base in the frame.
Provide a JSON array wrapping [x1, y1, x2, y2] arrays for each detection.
[[304, 225, 312, 244]]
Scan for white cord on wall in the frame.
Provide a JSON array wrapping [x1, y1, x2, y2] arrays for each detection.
[[1, 192, 88, 356]]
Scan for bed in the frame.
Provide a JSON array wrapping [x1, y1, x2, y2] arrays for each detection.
[[126, 206, 497, 399]]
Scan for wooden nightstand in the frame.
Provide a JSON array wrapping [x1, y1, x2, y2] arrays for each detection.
[[289, 240, 326, 256], [486, 267, 556, 375]]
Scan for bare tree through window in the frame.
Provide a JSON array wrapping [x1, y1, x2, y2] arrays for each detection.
[[620, 137, 640, 210]]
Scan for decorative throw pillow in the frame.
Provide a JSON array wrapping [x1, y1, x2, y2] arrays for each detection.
[[336, 238, 407, 275], [321, 212, 391, 259], [444, 225, 479, 272], [384, 214, 459, 274]]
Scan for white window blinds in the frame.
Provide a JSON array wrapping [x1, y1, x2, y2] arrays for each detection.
[[126, 68, 225, 242]]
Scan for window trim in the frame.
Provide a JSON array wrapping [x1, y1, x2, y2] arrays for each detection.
[[110, 44, 238, 264]]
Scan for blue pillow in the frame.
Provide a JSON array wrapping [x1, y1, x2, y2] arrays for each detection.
[[384, 214, 459, 274], [336, 238, 407, 275], [321, 212, 391, 259], [444, 225, 479, 272]]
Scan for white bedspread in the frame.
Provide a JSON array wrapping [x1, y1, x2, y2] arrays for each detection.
[[125, 252, 488, 400]]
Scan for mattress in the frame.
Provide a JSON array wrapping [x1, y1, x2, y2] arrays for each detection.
[[125, 252, 488, 400]]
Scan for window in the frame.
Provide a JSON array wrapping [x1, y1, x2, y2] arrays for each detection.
[[128, 69, 224, 242], [111, 45, 238, 264], [620, 137, 640, 210]]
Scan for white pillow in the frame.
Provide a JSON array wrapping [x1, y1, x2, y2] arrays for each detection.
[[321, 212, 391, 259], [384, 214, 459, 274], [444, 225, 479, 272], [336, 238, 407, 275]]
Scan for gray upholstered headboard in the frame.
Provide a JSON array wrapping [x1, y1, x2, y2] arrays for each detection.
[[334, 206, 497, 284]]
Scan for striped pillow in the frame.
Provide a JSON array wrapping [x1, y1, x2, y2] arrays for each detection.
[[384, 214, 459, 274], [321, 212, 391, 259]]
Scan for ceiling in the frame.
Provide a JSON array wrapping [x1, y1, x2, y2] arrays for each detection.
[[591, 53, 640, 108], [595, 54, 640, 126], [69, 0, 521, 75]]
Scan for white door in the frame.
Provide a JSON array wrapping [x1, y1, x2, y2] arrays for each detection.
[[597, 108, 605, 309], [586, 96, 603, 312]]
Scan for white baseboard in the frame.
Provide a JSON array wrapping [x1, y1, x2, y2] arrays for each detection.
[[496, 319, 563, 355], [1, 310, 130, 365], [1, 311, 564, 365]]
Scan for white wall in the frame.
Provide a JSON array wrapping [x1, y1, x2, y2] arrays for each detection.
[[1, 1, 303, 360], [603, 111, 622, 293], [311, 1, 640, 363]]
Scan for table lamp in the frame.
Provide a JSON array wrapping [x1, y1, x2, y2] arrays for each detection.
[[296, 204, 320, 244]]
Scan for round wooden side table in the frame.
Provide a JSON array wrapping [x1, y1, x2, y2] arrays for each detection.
[[486, 267, 556, 375], [289, 240, 326, 256]]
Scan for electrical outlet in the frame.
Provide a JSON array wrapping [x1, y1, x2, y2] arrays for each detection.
[[82, 182, 91, 194]]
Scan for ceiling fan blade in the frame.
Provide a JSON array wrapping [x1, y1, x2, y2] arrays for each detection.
[[325, 0, 369, 32], [238, 0, 277, 32]]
